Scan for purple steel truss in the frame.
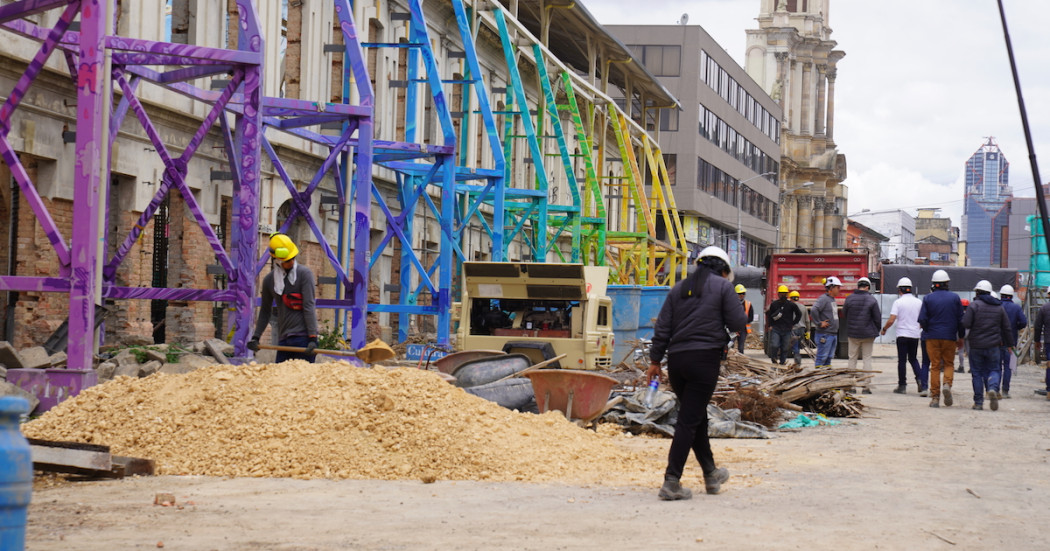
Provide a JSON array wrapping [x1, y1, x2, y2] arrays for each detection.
[[0, 0, 274, 411]]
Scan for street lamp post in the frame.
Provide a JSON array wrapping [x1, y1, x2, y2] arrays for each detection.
[[735, 172, 776, 267]]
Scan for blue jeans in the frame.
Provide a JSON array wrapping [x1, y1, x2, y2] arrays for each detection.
[[277, 335, 316, 363], [999, 347, 1013, 393], [814, 333, 837, 368], [920, 338, 930, 390], [969, 347, 1000, 405], [792, 327, 804, 364], [770, 328, 793, 365], [896, 337, 921, 388]]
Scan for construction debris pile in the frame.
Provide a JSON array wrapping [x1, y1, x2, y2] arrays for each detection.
[[22, 361, 658, 485], [720, 350, 873, 421]]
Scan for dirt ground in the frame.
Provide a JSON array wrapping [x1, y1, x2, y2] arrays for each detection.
[[25, 344, 1050, 550]]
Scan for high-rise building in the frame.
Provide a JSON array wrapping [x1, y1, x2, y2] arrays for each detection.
[[605, 25, 783, 267], [961, 138, 1012, 266]]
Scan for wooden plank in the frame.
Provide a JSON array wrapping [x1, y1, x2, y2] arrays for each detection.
[[204, 339, 232, 365], [31, 442, 112, 472]]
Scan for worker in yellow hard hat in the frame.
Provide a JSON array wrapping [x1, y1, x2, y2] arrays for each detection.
[[247, 233, 319, 362], [789, 290, 808, 365], [734, 284, 753, 354], [766, 284, 801, 365]]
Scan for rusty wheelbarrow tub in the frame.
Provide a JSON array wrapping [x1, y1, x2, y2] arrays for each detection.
[[523, 369, 618, 424]]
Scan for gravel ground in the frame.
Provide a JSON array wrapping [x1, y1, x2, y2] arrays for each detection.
[[26, 344, 1050, 550]]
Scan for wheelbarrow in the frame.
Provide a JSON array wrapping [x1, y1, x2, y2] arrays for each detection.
[[523, 369, 619, 424]]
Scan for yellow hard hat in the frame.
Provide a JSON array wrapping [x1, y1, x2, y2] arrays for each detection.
[[734, 284, 746, 294], [789, 290, 800, 298], [268, 233, 299, 260], [777, 285, 789, 293]]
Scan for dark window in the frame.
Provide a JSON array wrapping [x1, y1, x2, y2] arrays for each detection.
[[660, 108, 679, 132]]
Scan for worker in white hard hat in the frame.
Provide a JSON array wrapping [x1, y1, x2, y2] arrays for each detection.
[[810, 276, 842, 368], [248, 233, 320, 362], [881, 277, 925, 395], [649, 245, 746, 500], [997, 284, 1027, 399], [962, 280, 1013, 411], [843, 277, 880, 393], [1032, 285, 1050, 401], [917, 269, 964, 408]]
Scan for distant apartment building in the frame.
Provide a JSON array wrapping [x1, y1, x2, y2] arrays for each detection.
[[846, 219, 888, 274], [850, 209, 916, 264], [914, 208, 958, 265], [607, 24, 783, 267], [1005, 187, 1050, 273], [961, 138, 1012, 267]]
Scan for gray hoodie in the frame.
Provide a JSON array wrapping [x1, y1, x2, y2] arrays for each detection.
[[810, 292, 839, 335]]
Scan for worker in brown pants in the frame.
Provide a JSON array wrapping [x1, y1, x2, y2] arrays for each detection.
[[917, 270, 964, 408]]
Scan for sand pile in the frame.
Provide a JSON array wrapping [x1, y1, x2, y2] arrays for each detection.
[[23, 361, 660, 484]]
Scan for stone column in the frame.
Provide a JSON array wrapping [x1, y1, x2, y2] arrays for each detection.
[[815, 64, 827, 136], [801, 63, 812, 135], [826, 67, 837, 141], [824, 203, 836, 247], [797, 196, 813, 249], [812, 198, 825, 249], [790, 58, 800, 134], [782, 195, 797, 250], [775, 52, 789, 115]]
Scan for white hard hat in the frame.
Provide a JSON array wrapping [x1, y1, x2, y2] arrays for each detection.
[[992, 291, 1000, 300], [825, 276, 842, 287], [932, 269, 950, 283], [999, 284, 1015, 296], [897, 277, 913, 288], [697, 246, 733, 280], [974, 280, 993, 293], [858, 277, 871, 287]]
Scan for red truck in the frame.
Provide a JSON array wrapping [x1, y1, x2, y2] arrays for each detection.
[[764, 252, 871, 359]]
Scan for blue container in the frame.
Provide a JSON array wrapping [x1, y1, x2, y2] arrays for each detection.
[[612, 328, 638, 364], [0, 397, 31, 549], [607, 285, 641, 331], [637, 286, 671, 340]]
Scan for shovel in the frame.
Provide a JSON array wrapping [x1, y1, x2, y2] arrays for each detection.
[[257, 337, 397, 364]]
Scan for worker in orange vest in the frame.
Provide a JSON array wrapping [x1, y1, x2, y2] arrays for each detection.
[[735, 284, 754, 353]]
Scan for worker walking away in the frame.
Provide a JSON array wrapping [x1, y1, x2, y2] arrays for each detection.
[[843, 277, 880, 393], [247, 233, 320, 363], [735, 284, 754, 354], [956, 299, 971, 373], [918, 269, 964, 408], [810, 277, 842, 368], [881, 277, 924, 395], [1032, 287, 1050, 401], [649, 246, 747, 500], [766, 285, 801, 365], [790, 291, 808, 366], [998, 285, 1026, 399], [962, 280, 1013, 411]]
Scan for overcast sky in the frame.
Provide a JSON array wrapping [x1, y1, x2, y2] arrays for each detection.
[[586, 0, 1049, 228]]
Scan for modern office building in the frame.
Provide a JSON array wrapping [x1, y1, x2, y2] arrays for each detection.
[[850, 209, 916, 265], [961, 138, 1012, 267], [606, 24, 783, 267], [745, 0, 848, 252]]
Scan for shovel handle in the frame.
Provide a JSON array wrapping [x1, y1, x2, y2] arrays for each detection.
[[257, 343, 357, 357]]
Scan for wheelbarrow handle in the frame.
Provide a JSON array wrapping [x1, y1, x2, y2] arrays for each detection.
[[257, 344, 357, 357]]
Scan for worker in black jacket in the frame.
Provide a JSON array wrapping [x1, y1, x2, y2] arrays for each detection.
[[766, 285, 801, 365], [649, 246, 747, 500], [962, 280, 1013, 411], [843, 277, 881, 393]]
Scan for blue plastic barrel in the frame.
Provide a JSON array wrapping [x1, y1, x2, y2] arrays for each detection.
[[612, 328, 638, 365], [637, 286, 671, 340], [0, 396, 31, 549], [607, 285, 641, 331]]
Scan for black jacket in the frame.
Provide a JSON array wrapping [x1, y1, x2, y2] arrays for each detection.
[[842, 290, 881, 339], [962, 294, 1013, 349], [1034, 302, 1050, 344], [766, 298, 801, 332], [650, 267, 748, 362]]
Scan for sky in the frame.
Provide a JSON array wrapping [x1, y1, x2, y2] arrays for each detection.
[[585, 0, 1050, 229]]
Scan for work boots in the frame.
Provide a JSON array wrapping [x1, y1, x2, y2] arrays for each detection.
[[658, 477, 693, 501], [987, 390, 1000, 411], [704, 467, 730, 495], [943, 385, 953, 407], [893, 385, 906, 394]]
